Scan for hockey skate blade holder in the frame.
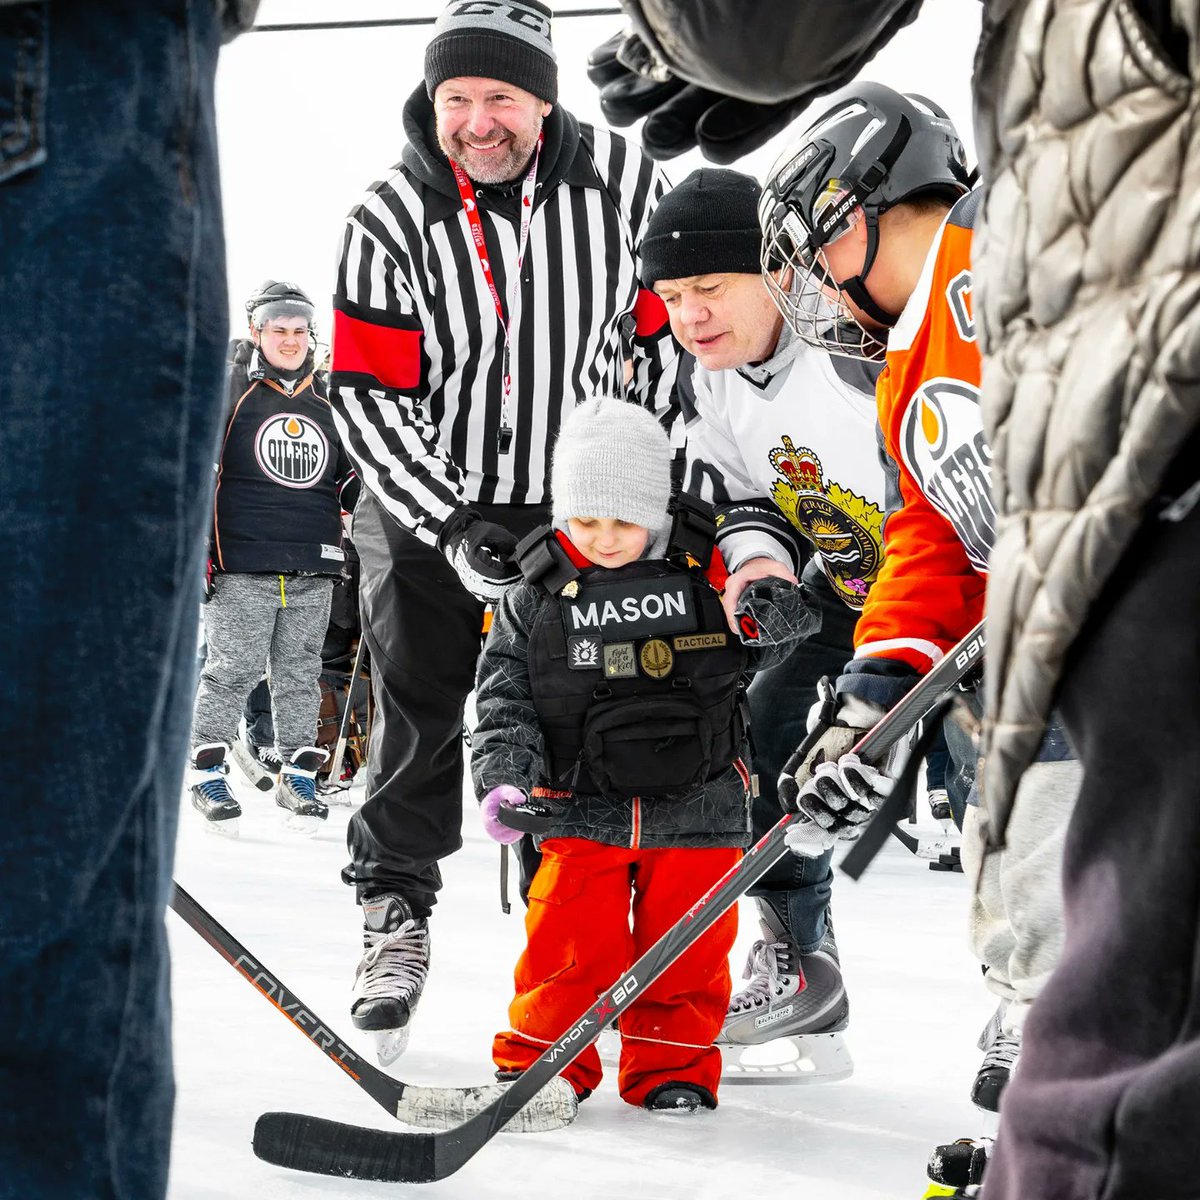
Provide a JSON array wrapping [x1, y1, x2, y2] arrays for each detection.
[[720, 1030, 853, 1085]]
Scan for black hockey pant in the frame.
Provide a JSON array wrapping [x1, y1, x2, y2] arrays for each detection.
[[344, 491, 546, 916]]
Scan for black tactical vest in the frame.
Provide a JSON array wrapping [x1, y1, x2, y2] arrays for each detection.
[[518, 527, 749, 799]]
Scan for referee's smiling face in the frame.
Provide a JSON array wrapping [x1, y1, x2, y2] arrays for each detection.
[[435, 76, 552, 186]]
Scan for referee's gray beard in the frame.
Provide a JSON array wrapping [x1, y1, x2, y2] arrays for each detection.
[[440, 118, 543, 186]]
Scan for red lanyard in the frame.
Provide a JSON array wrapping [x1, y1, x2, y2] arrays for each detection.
[[448, 134, 542, 454]]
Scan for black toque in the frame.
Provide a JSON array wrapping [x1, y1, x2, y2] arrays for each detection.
[[640, 168, 764, 287], [425, 0, 557, 105]]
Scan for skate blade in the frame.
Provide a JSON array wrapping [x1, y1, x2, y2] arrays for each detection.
[[393, 1076, 578, 1133], [278, 810, 326, 836], [374, 1026, 411, 1066], [721, 1031, 854, 1085], [202, 816, 240, 840]]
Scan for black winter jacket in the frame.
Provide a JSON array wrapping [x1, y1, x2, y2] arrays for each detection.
[[471, 546, 817, 849]]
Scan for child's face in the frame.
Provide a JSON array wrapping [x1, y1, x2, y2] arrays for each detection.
[[567, 517, 650, 568]]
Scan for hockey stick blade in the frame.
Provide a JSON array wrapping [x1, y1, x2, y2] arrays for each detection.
[[251, 624, 985, 1184], [167, 885, 576, 1133]]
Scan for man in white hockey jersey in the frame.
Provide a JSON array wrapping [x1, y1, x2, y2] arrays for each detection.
[[643, 168, 889, 1075]]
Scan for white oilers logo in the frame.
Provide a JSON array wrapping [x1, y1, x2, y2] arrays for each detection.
[[899, 379, 995, 573], [255, 413, 329, 489]]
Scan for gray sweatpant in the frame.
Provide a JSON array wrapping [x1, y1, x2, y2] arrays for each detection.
[[961, 756, 1081, 1032], [191, 572, 333, 758]]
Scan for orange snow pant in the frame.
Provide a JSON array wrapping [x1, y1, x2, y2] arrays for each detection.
[[492, 837, 740, 1107]]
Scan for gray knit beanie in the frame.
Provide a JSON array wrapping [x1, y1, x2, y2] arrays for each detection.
[[425, 0, 558, 105], [551, 399, 673, 551]]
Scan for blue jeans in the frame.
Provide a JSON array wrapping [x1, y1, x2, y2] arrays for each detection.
[[0, 4, 227, 1198], [747, 564, 859, 952]]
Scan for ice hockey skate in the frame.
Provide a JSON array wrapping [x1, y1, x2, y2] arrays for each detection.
[[716, 899, 853, 1084], [972, 1004, 1020, 1111], [274, 747, 329, 834], [187, 743, 242, 837], [927, 1137, 992, 1192], [230, 735, 282, 793], [350, 893, 430, 1066]]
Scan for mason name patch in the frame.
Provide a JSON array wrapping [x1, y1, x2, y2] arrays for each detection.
[[561, 575, 698, 641]]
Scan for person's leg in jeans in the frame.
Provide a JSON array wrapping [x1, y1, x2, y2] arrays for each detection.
[[0, 3, 227, 1197], [243, 677, 274, 749], [986, 453, 1200, 1200]]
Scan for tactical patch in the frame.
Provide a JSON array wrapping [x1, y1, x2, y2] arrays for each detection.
[[603, 642, 638, 679], [567, 634, 602, 671], [673, 632, 727, 652], [639, 638, 674, 679], [561, 575, 697, 640]]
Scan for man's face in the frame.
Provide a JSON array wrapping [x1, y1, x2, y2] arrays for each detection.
[[253, 318, 309, 372], [813, 217, 886, 332], [567, 517, 649, 568], [434, 76, 551, 185], [654, 272, 784, 371]]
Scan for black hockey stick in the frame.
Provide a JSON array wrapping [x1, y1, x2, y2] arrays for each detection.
[[167, 885, 574, 1132], [251, 619, 986, 1184], [325, 635, 369, 789]]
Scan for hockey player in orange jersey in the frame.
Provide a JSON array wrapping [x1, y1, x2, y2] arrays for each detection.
[[757, 85, 1081, 1152]]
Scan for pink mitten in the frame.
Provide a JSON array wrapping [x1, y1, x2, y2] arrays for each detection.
[[480, 785, 527, 844]]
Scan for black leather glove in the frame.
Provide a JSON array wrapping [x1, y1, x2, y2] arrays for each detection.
[[437, 507, 521, 604], [587, 29, 810, 164]]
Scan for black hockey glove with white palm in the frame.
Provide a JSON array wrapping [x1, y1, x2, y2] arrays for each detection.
[[438, 507, 521, 605], [587, 29, 811, 164], [778, 678, 890, 855]]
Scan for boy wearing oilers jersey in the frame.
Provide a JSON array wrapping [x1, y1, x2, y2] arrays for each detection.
[[472, 398, 815, 1113], [758, 84, 1082, 1140], [641, 167, 890, 1078], [187, 281, 355, 837]]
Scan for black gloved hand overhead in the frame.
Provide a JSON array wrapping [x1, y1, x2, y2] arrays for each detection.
[[587, 29, 810, 164], [438, 507, 521, 605]]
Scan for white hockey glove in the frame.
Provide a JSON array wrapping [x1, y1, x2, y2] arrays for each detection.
[[438, 507, 521, 605], [778, 679, 888, 854]]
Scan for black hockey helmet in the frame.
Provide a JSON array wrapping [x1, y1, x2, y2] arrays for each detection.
[[759, 83, 971, 360], [245, 279, 317, 331]]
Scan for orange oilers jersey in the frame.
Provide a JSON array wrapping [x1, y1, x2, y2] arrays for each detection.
[[852, 190, 991, 675]]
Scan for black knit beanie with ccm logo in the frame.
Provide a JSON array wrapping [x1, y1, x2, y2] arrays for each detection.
[[640, 168, 765, 288], [424, 0, 558, 106]]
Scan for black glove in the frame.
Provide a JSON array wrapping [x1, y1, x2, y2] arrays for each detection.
[[438, 507, 521, 604], [587, 30, 810, 164]]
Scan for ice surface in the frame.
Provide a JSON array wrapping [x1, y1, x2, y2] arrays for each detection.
[[169, 774, 988, 1199]]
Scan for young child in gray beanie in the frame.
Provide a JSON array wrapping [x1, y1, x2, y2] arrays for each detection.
[[468, 397, 817, 1118]]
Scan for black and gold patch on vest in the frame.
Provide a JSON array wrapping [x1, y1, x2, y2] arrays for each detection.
[[639, 638, 674, 679]]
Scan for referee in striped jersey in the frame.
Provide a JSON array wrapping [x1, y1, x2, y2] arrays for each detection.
[[330, 0, 679, 1050]]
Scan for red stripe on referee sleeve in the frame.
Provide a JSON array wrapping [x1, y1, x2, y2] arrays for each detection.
[[632, 288, 669, 338], [332, 309, 423, 391]]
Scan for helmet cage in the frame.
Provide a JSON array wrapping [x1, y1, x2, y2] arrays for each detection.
[[761, 112, 915, 361]]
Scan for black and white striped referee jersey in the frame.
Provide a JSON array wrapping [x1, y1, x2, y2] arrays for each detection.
[[330, 86, 678, 546]]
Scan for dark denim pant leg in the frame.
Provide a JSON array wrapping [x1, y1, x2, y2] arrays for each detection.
[[0, 4, 227, 1198], [244, 677, 274, 747], [986, 489, 1200, 1200], [747, 570, 858, 952]]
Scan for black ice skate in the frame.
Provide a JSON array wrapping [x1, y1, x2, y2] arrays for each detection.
[[972, 1004, 1020, 1112], [927, 1136, 991, 1192], [716, 899, 853, 1084], [350, 893, 430, 1066], [188, 743, 242, 837], [230, 736, 282, 793], [275, 747, 329, 835], [643, 1081, 717, 1114], [187, 744, 241, 840]]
